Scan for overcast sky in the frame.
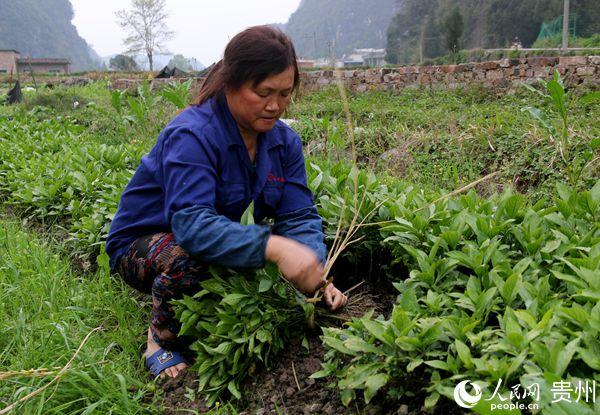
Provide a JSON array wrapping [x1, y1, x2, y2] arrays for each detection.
[[70, 0, 302, 66]]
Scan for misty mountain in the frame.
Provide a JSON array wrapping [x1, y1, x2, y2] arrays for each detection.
[[284, 0, 400, 59], [0, 0, 100, 71]]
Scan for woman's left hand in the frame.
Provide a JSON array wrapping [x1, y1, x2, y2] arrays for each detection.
[[323, 283, 347, 311]]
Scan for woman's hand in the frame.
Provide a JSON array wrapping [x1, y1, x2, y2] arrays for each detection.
[[324, 283, 347, 311], [265, 235, 325, 294]]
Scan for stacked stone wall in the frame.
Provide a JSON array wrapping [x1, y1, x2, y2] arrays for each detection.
[[300, 56, 600, 92]]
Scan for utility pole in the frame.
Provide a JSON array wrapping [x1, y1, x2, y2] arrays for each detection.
[[562, 0, 570, 53], [313, 32, 318, 59], [419, 17, 427, 64], [327, 41, 334, 67]]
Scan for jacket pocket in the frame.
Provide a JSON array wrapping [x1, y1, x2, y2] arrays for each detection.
[[216, 183, 246, 207], [262, 183, 283, 209]]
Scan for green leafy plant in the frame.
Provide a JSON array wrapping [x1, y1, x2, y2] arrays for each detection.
[[522, 71, 598, 187]]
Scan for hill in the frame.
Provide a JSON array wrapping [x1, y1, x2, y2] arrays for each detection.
[[0, 0, 100, 71], [284, 0, 401, 59]]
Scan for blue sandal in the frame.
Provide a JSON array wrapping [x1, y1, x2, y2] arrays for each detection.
[[145, 348, 189, 377]]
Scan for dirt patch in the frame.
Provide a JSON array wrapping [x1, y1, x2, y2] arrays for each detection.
[[161, 369, 209, 414]]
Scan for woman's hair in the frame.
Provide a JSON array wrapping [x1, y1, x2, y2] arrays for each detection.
[[195, 25, 300, 105]]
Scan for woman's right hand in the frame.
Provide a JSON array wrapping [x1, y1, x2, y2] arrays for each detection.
[[265, 235, 325, 294]]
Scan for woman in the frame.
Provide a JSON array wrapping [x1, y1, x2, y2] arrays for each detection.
[[105, 25, 347, 379]]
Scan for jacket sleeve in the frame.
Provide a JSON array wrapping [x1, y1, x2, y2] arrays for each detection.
[[172, 206, 270, 268], [162, 127, 271, 268], [273, 133, 328, 264], [272, 206, 327, 264]]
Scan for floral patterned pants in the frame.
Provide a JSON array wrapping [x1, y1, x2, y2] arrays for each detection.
[[116, 232, 204, 349]]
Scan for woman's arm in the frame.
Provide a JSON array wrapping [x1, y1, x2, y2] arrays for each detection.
[[163, 127, 271, 268], [172, 206, 270, 268]]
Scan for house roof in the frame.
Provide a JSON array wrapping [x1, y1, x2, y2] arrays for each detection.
[[17, 58, 70, 65], [343, 54, 365, 64], [0, 49, 20, 53]]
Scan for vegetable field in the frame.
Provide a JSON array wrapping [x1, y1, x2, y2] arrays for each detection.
[[0, 76, 598, 414]]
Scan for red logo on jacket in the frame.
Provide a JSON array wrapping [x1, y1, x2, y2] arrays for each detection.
[[267, 173, 286, 183]]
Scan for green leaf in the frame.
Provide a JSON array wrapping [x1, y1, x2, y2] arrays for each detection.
[[301, 336, 309, 352], [343, 337, 380, 354], [407, 359, 423, 372], [322, 336, 356, 356], [501, 273, 521, 305], [424, 392, 440, 410], [455, 340, 474, 369], [240, 201, 255, 225], [340, 389, 355, 406], [227, 381, 241, 400], [541, 239, 561, 254], [364, 373, 389, 403], [361, 319, 393, 346], [258, 278, 273, 293], [425, 360, 449, 371], [555, 338, 580, 377], [221, 293, 248, 306], [256, 329, 272, 343], [310, 172, 323, 190]]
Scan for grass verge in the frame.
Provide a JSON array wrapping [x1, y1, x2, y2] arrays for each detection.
[[0, 218, 158, 414]]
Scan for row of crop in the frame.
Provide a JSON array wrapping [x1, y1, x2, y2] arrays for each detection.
[[0, 108, 146, 252], [309, 175, 600, 413]]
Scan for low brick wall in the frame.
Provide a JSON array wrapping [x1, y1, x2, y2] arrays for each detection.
[[301, 56, 600, 92]]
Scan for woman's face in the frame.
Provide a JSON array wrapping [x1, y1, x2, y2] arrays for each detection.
[[226, 67, 295, 138]]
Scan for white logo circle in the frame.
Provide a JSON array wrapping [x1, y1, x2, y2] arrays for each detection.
[[454, 380, 482, 408]]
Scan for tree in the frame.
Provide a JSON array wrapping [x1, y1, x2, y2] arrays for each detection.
[[167, 54, 192, 72], [109, 54, 140, 71], [385, 0, 439, 64], [441, 6, 464, 54], [116, 0, 174, 71]]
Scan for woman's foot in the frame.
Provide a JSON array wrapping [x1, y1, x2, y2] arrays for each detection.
[[145, 328, 188, 378]]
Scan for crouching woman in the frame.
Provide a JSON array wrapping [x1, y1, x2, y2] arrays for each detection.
[[105, 25, 346, 379]]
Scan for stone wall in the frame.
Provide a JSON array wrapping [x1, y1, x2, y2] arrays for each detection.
[[108, 56, 600, 93], [17, 63, 70, 74], [301, 56, 600, 92]]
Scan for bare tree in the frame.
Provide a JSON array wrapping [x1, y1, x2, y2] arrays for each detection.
[[116, 0, 175, 71]]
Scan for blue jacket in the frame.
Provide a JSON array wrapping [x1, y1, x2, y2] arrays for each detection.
[[106, 96, 327, 270]]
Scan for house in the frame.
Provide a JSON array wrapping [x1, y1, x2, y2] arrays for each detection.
[[297, 59, 316, 69], [340, 48, 386, 68], [0, 50, 70, 74], [0, 50, 20, 74]]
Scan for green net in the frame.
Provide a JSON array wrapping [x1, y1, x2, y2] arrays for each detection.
[[537, 13, 578, 41]]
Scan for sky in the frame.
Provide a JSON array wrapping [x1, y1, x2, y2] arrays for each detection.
[[70, 0, 302, 66]]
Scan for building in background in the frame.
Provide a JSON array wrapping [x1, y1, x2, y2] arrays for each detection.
[[340, 48, 386, 68], [0, 50, 70, 74], [297, 59, 316, 69], [0, 50, 20, 74]]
